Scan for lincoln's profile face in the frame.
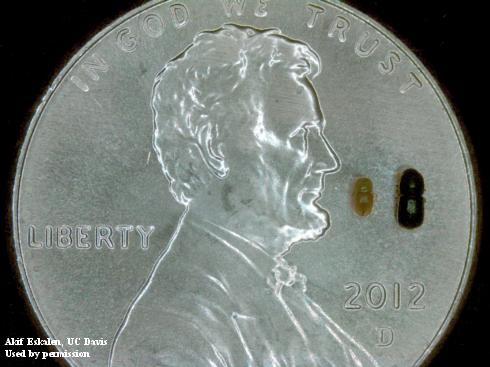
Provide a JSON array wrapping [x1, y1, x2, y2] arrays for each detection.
[[152, 25, 340, 254]]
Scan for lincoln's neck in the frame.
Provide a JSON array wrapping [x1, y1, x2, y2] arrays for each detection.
[[185, 200, 295, 258]]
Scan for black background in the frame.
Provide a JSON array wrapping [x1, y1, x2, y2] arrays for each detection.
[[1, 0, 487, 366]]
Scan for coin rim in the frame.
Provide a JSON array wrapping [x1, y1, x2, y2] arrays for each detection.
[[10, 1, 481, 366]]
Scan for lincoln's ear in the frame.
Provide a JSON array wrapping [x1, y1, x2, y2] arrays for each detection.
[[195, 123, 229, 179]]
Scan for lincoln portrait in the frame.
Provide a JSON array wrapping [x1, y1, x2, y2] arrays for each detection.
[[110, 25, 378, 367]]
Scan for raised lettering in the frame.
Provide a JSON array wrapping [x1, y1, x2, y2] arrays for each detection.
[[378, 51, 401, 75], [76, 225, 92, 249], [400, 72, 423, 94], [328, 16, 350, 43], [28, 226, 43, 249], [222, 0, 246, 17], [394, 282, 401, 310], [345, 282, 427, 311], [142, 13, 165, 38], [26, 225, 156, 250], [70, 76, 89, 92], [255, 0, 270, 17], [376, 327, 394, 348], [306, 4, 325, 29], [81, 53, 109, 82], [95, 225, 115, 249], [57, 226, 73, 249], [408, 283, 426, 310], [366, 283, 387, 310], [170, 4, 190, 29], [116, 225, 134, 249], [136, 225, 155, 250], [117, 27, 138, 53], [355, 32, 380, 58], [344, 282, 362, 310]]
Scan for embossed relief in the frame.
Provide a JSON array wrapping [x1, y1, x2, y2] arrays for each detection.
[[306, 3, 424, 94], [109, 24, 379, 367]]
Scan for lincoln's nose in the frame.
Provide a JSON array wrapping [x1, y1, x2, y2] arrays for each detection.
[[309, 128, 341, 175]]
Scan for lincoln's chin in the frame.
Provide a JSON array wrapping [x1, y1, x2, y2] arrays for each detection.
[[279, 207, 330, 256], [309, 202, 331, 238], [298, 190, 331, 236]]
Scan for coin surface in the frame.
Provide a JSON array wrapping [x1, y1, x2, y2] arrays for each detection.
[[12, 1, 479, 366]]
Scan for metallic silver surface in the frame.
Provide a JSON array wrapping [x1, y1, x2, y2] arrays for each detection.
[[12, 1, 478, 366]]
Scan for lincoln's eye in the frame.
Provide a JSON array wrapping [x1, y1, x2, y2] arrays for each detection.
[[290, 127, 308, 153]]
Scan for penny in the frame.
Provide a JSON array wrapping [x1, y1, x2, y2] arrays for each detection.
[[11, 1, 478, 366]]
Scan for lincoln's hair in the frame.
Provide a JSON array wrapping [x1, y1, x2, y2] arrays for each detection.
[[152, 24, 321, 205]]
